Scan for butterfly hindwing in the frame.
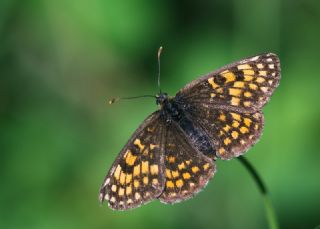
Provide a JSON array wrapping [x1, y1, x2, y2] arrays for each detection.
[[99, 111, 166, 210], [186, 106, 264, 160], [177, 53, 280, 113], [158, 121, 216, 203]]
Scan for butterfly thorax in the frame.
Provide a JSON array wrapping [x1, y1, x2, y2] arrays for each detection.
[[156, 93, 181, 120]]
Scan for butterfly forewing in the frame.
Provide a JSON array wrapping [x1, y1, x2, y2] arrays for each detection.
[[177, 53, 280, 113], [99, 111, 166, 210], [158, 121, 216, 203]]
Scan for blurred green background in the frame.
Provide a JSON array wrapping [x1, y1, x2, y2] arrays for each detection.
[[1, 0, 320, 228]]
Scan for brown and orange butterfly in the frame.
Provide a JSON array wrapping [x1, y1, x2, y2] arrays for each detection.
[[99, 51, 280, 210]]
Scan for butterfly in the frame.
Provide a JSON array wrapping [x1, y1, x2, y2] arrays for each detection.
[[99, 51, 281, 210]]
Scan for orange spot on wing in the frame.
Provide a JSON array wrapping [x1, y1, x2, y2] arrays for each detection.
[[166, 180, 174, 188], [141, 161, 149, 174], [192, 166, 199, 173]]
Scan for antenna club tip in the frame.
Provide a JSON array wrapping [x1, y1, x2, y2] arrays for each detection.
[[158, 46, 163, 57], [108, 98, 118, 105]]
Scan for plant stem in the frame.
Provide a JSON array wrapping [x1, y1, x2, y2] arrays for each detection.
[[238, 156, 279, 229]]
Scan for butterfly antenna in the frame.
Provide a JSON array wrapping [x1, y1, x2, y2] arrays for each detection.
[[108, 95, 156, 105], [109, 47, 163, 105], [157, 46, 163, 93]]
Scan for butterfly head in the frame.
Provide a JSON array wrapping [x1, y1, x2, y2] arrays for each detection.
[[156, 92, 168, 106]]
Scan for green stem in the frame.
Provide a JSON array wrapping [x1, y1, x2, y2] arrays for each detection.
[[238, 156, 279, 229]]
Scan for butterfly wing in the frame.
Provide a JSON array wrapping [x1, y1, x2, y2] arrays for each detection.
[[175, 53, 280, 160], [186, 107, 264, 160], [177, 53, 280, 113], [99, 111, 166, 210], [158, 121, 216, 204]]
